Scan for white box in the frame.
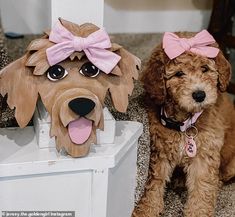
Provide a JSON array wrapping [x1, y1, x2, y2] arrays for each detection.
[[0, 121, 143, 217], [33, 102, 116, 149], [96, 107, 116, 144]]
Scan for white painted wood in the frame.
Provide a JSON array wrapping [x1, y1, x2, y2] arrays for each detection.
[[33, 108, 55, 149], [96, 107, 116, 144], [91, 169, 109, 217], [107, 143, 137, 217], [0, 172, 92, 215], [0, 122, 142, 177], [50, 0, 104, 28], [0, 122, 142, 217]]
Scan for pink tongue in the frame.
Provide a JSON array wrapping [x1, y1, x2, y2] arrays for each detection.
[[68, 117, 92, 145]]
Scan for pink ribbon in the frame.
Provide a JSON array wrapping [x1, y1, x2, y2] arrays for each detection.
[[46, 21, 121, 74], [163, 30, 219, 59]]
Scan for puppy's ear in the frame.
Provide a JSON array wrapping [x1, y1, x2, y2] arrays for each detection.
[[108, 48, 140, 112], [141, 45, 167, 104], [0, 56, 38, 128], [215, 51, 231, 92]]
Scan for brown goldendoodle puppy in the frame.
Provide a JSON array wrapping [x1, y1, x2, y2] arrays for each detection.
[[132, 31, 235, 217]]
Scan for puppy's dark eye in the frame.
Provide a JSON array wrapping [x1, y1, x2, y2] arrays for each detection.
[[79, 62, 100, 78], [201, 65, 209, 73], [175, 71, 185, 77], [47, 65, 68, 81]]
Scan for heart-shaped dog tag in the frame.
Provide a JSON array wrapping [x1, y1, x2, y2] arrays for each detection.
[[185, 136, 197, 157]]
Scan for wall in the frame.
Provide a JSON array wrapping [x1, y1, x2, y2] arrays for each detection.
[[104, 0, 212, 10], [104, 0, 213, 33], [50, 0, 104, 29], [0, 0, 213, 34]]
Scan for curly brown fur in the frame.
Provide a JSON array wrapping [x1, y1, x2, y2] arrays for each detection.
[[133, 32, 235, 217]]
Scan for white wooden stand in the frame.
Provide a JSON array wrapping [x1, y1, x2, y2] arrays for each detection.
[[0, 121, 142, 217]]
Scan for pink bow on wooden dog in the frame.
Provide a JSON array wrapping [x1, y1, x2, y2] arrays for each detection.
[[163, 30, 219, 59], [46, 21, 121, 74]]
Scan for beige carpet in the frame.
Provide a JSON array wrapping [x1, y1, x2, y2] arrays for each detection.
[[4, 33, 235, 217]]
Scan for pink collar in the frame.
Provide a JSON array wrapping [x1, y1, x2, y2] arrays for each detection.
[[160, 107, 203, 132]]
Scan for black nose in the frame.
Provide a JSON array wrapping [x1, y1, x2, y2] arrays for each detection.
[[68, 98, 95, 116], [192, 90, 206, 103]]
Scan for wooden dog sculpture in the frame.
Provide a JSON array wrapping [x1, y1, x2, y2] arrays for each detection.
[[0, 18, 140, 157]]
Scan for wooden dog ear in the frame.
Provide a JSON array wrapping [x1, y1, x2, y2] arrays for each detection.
[[0, 56, 38, 128], [108, 48, 140, 112], [141, 45, 167, 104], [215, 51, 232, 92]]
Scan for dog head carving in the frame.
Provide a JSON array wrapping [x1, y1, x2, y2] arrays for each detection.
[[142, 31, 231, 113], [0, 18, 140, 157]]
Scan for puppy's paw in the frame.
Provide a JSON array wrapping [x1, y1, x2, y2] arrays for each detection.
[[132, 207, 159, 217], [184, 205, 214, 217], [220, 169, 235, 182], [132, 199, 164, 217]]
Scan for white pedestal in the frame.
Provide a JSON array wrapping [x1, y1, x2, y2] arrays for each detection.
[[0, 121, 142, 217]]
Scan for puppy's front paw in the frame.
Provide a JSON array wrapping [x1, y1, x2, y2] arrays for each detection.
[[132, 197, 164, 217], [184, 203, 214, 217]]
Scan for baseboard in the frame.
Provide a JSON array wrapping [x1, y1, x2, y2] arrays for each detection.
[[104, 5, 212, 33]]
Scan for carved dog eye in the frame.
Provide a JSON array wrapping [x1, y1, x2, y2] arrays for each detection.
[[201, 65, 209, 73], [175, 71, 185, 77], [79, 62, 100, 78], [47, 65, 68, 81]]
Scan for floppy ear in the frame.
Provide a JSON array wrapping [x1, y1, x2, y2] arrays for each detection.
[[214, 51, 232, 92], [0, 56, 38, 128], [141, 45, 167, 104], [108, 48, 140, 112]]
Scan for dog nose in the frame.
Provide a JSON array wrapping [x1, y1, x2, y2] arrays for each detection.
[[192, 90, 206, 103], [68, 98, 95, 116]]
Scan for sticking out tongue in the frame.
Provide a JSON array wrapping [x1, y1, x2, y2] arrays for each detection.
[[68, 117, 92, 145]]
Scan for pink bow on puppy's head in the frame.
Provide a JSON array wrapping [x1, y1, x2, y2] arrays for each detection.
[[46, 21, 121, 74], [163, 30, 219, 60]]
